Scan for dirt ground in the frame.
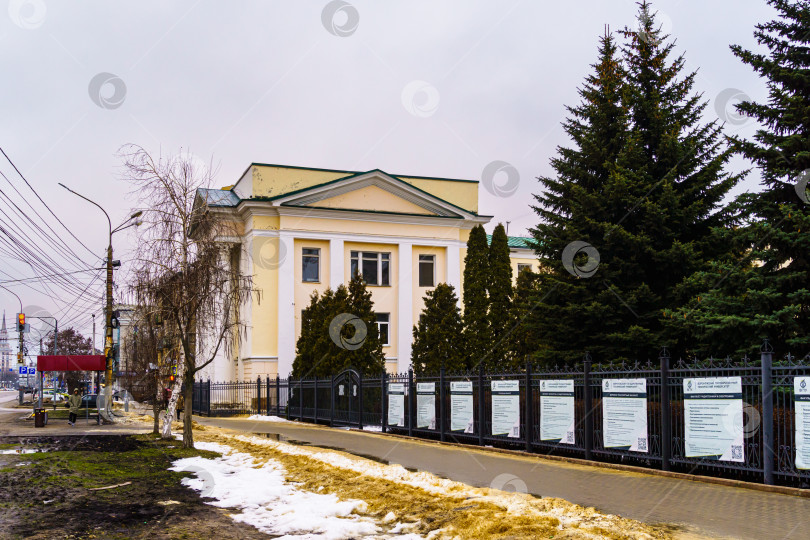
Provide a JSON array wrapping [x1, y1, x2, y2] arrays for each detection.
[[0, 434, 267, 540]]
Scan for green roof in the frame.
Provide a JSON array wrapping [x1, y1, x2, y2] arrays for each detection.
[[487, 235, 535, 250]]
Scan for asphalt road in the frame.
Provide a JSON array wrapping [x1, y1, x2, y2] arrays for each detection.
[[197, 415, 810, 540]]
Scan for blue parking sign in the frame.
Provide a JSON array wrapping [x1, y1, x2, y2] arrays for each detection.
[[29, 368, 35, 375], [19, 366, 27, 374]]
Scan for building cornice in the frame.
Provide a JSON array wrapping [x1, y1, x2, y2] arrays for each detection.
[[275, 205, 489, 228]]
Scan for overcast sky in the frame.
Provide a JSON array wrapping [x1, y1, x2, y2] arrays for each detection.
[[0, 0, 776, 348]]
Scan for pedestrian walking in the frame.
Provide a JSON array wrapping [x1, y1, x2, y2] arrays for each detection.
[[68, 388, 81, 426]]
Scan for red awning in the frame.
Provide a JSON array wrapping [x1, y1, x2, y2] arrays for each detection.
[[37, 355, 106, 372]]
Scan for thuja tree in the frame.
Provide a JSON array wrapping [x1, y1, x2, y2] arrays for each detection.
[[462, 225, 492, 368], [487, 224, 513, 369], [411, 283, 465, 375]]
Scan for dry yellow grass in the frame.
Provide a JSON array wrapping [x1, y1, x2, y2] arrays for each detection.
[[193, 429, 673, 540]]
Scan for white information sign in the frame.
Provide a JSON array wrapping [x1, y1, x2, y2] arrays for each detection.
[[602, 378, 648, 452], [416, 382, 436, 429], [387, 383, 405, 427], [450, 381, 474, 433], [491, 380, 520, 438], [684, 377, 744, 462], [540, 380, 575, 444], [796, 377, 810, 470]]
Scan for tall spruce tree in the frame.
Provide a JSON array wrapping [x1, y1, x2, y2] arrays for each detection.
[[608, 3, 740, 358], [411, 283, 465, 375], [531, 5, 741, 364], [487, 223, 514, 369], [672, 0, 810, 357], [530, 28, 629, 365], [462, 225, 492, 368]]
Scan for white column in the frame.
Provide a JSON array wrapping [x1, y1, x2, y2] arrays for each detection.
[[397, 242, 413, 373], [277, 234, 295, 378], [447, 243, 461, 294], [330, 238, 344, 288]]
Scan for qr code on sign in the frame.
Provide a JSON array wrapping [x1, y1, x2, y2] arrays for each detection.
[[566, 432, 574, 443], [637, 438, 647, 451], [731, 445, 743, 460]]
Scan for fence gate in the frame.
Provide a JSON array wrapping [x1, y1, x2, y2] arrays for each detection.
[[332, 369, 361, 427]]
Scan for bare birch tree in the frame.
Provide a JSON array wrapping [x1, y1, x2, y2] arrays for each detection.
[[122, 145, 253, 447], [121, 290, 164, 435]]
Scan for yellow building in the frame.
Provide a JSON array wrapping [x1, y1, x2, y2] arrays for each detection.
[[198, 163, 536, 381]]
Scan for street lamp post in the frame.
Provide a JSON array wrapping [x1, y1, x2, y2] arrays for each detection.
[[58, 183, 141, 422], [29, 316, 57, 409]]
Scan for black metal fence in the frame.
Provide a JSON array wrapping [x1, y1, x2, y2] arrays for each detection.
[[192, 348, 810, 488]]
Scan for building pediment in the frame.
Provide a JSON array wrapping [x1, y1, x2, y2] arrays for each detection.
[[271, 170, 477, 219]]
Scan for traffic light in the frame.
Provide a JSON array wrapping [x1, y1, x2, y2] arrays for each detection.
[[16, 313, 24, 332], [16, 352, 23, 363]]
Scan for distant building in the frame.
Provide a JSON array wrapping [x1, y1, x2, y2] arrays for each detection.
[[0, 313, 14, 383], [196, 164, 536, 382], [113, 304, 136, 379]]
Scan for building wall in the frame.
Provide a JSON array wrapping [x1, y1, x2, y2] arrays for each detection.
[[214, 165, 539, 381], [238, 164, 479, 214]]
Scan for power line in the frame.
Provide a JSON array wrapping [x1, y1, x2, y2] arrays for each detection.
[[0, 267, 104, 285], [0, 147, 97, 258]]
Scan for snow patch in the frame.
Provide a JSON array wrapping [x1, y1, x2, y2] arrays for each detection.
[[246, 414, 290, 423], [170, 440, 380, 538]]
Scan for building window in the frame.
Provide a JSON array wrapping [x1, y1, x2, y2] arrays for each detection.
[[376, 313, 390, 346], [350, 251, 390, 285], [302, 248, 320, 282], [517, 263, 532, 273], [418, 254, 435, 287]]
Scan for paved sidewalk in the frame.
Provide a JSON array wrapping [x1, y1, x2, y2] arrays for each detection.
[[0, 391, 152, 437], [198, 415, 809, 540]]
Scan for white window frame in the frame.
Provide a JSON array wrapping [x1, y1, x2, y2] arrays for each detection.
[[375, 313, 390, 346], [350, 251, 390, 286], [517, 263, 532, 273], [302, 247, 321, 283], [418, 254, 436, 288]]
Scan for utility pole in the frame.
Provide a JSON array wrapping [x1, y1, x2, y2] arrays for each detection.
[[59, 183, 141, 422], [105, 242, 114, 400], [92, 314, 96, 354]]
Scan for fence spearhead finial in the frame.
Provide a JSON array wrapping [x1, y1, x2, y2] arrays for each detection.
[[659, 346, 670, 359], [761, 339, 773, 353]]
